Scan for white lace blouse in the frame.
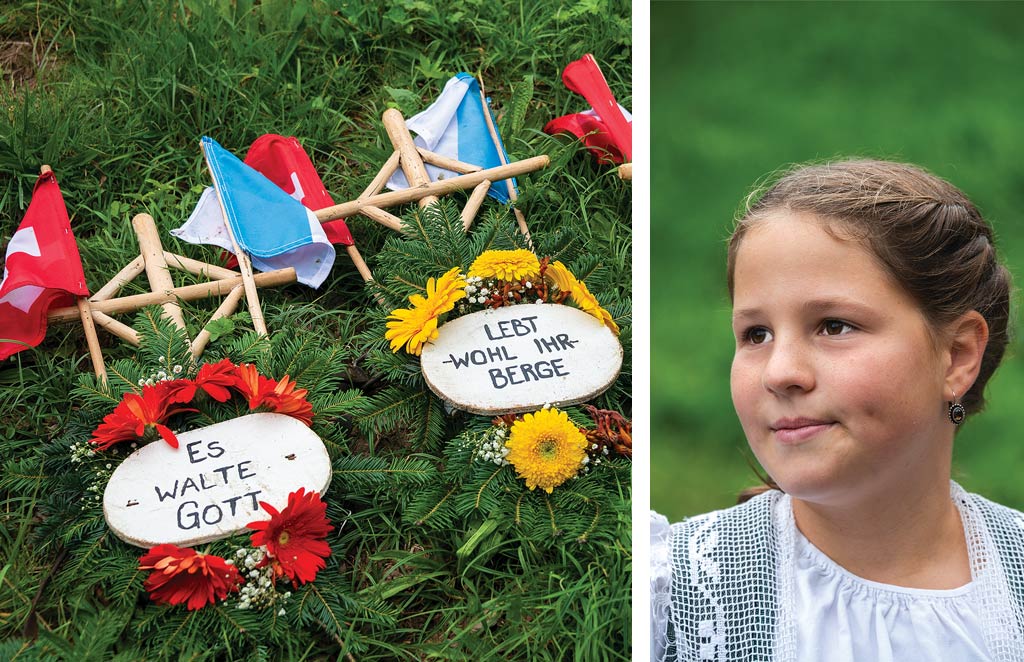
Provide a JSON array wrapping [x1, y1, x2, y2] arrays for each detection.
[[650, 489, 1003, 662], [791, 521, 991, 661]]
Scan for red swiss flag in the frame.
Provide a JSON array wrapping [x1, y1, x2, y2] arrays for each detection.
[[0, 170, 88, 360]]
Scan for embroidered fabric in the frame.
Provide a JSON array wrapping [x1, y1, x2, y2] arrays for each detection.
[[650, 482, 1024, 662], [651, 511, 672, 662], [792, 502, 990, 661]]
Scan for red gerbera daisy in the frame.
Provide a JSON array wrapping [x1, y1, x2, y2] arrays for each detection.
[[90, 383, 194, 450], [139, 544, 242, 610], [232, 364, 314, 425], [233, 363, 274, 409], [194, 358, 237, 402], [159, 378, 199, 405], [263, 375, 314, 426], [247, 488, 333, 587]]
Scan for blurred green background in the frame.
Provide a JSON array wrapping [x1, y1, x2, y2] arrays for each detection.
[[651, 1, 1024, 521]]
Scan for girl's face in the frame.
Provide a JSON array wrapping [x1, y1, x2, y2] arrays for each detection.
[[730, 212, 952, 506]]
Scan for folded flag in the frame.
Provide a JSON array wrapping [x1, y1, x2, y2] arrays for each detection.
[[243, 134, 353, 247], [387, 73, 516, 203], [544, 54, 632, 164], [544, 105, 633, 165], [0, 170, 89, 360], [172, 137, 335, 288]]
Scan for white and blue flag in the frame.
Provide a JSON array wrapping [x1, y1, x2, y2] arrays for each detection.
[[172, 136, 334, 288], [387, 73, 516, 203]]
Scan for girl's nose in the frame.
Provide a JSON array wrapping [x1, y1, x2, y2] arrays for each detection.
[[761, 337, 815, 395]]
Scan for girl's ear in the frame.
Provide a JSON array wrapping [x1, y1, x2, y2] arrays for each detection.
[[945, 310, 989, 399]]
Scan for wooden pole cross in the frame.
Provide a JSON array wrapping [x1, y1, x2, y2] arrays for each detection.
[[316, 109, 549, 239], [48, 211, 297, 364]]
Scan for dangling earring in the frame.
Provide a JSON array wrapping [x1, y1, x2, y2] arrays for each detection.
[[948, 390, 966, 425]]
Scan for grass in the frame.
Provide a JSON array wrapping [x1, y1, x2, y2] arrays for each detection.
[[651, 1, 1024, 520], [0, 1, 631, 659]]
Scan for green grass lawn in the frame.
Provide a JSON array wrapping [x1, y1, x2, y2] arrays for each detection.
[[0, 2, 631, 660], [651, 1, 1024, 521]]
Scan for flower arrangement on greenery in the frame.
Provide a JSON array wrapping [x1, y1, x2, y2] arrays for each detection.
[[15, 309, 444, 650], [89, 358, 313, 451], [136, 488, 332, 612], [385, 248, 619, 357], [378, 205, 629, 501], [367, 202, 632, 545], [82, 349, 336, 613], [478, 404, 632, 488]]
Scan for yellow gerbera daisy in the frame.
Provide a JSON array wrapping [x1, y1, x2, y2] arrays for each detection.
[[570, 279, 620, 335], [468, 249, 541, 282], [385, 267, 467, 355], [426, 267, 468, 316], [505, 408, 588, 493], [544, 260, 577, 293], [385, 302, 440, 356]]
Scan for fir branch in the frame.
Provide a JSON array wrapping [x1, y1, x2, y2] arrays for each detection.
[[297, 584, 348, 646], [134, 306, 194, 371], [156, 610, 199, 659], [332, 456, 436, 489], [474, 467, 504, 510], [411, 484, 458, 527], [72, 374, 122, 405]]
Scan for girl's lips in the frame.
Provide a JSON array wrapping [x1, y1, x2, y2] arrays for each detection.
[[770, 419, 835, 444]]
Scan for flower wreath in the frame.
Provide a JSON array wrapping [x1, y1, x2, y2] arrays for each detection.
[[83, 359, 334, 611], [384, 249, 630, 493]]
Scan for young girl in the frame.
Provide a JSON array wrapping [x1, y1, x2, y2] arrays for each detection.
[[651, 159, 1024, 662]]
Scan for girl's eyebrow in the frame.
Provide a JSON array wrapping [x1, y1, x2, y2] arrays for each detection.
[[732, 298, 877, 323]]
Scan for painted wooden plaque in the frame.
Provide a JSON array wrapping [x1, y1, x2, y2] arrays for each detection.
[[103, 413, 331, 548], [420, 304, 622, 415]]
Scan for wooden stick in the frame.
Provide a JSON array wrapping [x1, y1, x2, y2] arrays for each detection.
[[462, 180, 491, 231], [47, 268, 296, 323], [132, 213, 189, 335], [618, 163, 632, 180], [162, 251, 239, 280], [476, 84, 532, 247], [76, 296, 106, 381], [201, 142, 269, 337], [90, 255, 145, 301], [417, 147, 482, 174], [359, 205, 404, 232], [315, 156, 549, 222], [345, 245, 385, 306], [359, 150, 402, 200], [344, 244, 374, 283], [190, 284, 245, 359], [382, 108, 438, 208], [91, 311, 140, 345]]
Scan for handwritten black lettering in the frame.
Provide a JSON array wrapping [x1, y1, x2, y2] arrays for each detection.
[[154, 480, 178, 503], [177, 500, 200, 530]]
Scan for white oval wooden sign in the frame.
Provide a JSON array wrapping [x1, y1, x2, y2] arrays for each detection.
[[421, 304, 623, 415], [103, 413, 331, 548]]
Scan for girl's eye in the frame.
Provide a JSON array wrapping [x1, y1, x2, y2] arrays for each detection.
[[820, 319, 854, 336], [745, 326, 773, 345]]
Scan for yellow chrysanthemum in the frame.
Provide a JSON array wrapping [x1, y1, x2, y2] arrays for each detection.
[[468, 249, 541, 282], [385, 267, 467, 355], [570, 279, 620, 335], [544, 260, 577, 293], [505, 408, 588, 493]]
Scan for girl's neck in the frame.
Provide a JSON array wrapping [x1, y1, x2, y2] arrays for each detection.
[[790, 476, 970, 590]]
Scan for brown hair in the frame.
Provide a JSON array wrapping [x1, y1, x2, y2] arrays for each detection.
[[729, 159, 1013, 502]]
